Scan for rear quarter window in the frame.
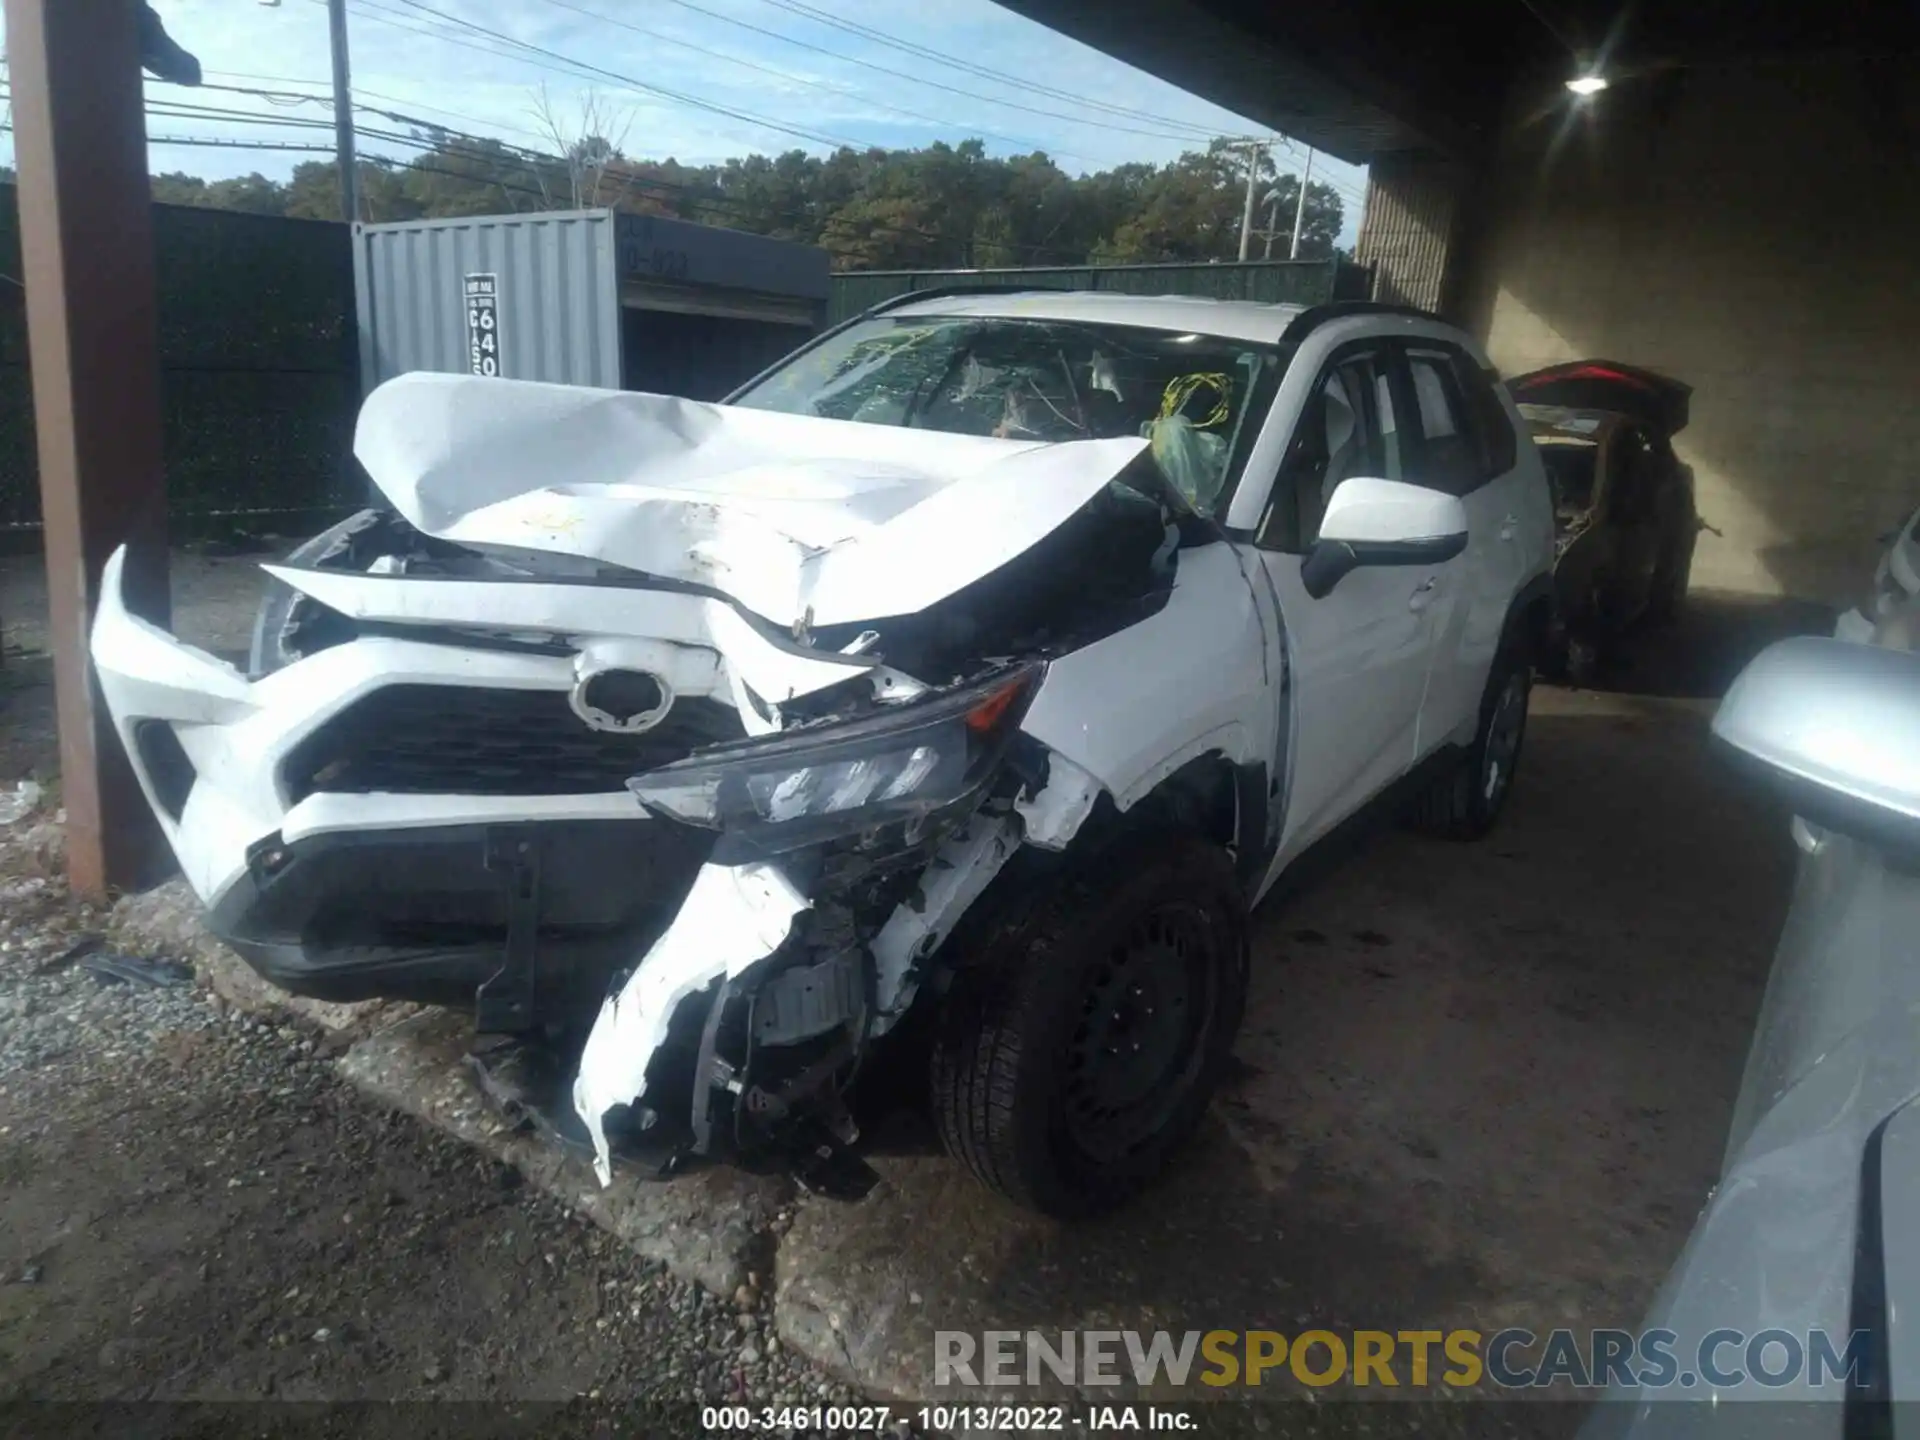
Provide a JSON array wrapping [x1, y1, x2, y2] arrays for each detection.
[[1454, 355, 1519, 475]]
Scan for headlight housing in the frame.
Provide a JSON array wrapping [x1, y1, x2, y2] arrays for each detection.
[[627, 663, 1039, 854]]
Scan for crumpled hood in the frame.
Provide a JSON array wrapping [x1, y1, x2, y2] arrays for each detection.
[[355, 372, 1150, 630]]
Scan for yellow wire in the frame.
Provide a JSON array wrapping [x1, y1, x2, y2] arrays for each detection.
[[1160, 372, 1233, 428]]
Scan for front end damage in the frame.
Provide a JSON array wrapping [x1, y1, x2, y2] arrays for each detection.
[[91, 372, 1279, 1191]]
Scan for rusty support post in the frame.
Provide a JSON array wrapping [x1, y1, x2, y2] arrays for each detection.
[[4, 0, 170, 893]]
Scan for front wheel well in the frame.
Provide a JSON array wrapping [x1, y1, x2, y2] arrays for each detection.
[[1122, 754, 1242, 847], [1507, 584, 1558, 667], [913, 752, 1260, 1007]]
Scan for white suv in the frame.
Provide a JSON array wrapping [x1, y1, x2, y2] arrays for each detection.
[[90, 293, 1555, 1216]]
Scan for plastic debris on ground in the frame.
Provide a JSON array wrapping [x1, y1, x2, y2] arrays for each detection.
[[0, 780, 44, 826], [77, 951, 195, 989]]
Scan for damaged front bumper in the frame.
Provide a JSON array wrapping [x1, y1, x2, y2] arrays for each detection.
[[87, 545, 887, 1009], [88, 548, 1094, 1185]]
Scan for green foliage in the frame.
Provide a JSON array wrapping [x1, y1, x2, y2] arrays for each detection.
[[143, 132, 1346, 271]]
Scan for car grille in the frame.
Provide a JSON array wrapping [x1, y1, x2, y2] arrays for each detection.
[[283, 684, 746, 800]]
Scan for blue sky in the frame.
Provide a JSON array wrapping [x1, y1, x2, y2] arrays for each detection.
[[1, 0, 1371, 243]]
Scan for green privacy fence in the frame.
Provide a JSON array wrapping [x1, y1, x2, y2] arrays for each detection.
[[828, 257, 1374, 325], [0, 186, 361, 538]]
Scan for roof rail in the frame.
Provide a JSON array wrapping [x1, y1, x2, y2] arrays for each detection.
[[1279, 300, 1439, 342], [860, 281, 1079, 315]]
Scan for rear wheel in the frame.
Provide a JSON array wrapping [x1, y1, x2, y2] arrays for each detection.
[[1647, 529, 1696, 624], [1408, 645, 1530, 840], [929, 833, 1247, 1218]]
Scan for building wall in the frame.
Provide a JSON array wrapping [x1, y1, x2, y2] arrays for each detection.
[[1354, 150, 1464, 313], [1457, 56, 1920, 601]]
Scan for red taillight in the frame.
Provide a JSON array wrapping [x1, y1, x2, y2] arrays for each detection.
[[1521, 363, 1655, 393]]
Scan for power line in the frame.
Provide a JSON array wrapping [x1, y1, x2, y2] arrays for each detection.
[[363, 0, 870, 151], [651, 0, 1228, 145], [147, 135, 338, 154], [751, 0, 1223, 139], [193, 70, 567, 150], [522, 0, 1082, 162]]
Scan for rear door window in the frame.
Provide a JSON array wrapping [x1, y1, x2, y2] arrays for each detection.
[[1404, 350, 1483, 496], [1453, 355, 1518, 475]]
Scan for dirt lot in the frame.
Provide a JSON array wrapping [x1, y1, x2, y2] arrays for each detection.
[[0, 820, 873, 1438], [0, 547, 1822, 1434]]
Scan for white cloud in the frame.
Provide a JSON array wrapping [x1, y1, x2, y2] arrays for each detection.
[[1, 0, 1370, 241]]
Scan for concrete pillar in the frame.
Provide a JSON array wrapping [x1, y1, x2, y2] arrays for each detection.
[[1353, 149, 1475, 316]]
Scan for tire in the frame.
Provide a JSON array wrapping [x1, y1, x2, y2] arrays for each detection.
[[1563, 633, 1600, 689], [929, 832, 1248, 1218], [1646, 530, 1695, 624], [1408, 645, 1531, 841]]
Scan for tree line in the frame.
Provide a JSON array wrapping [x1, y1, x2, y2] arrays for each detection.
[[135, 132, 1346, 271]]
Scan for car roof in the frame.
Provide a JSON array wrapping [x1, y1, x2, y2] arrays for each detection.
[[876, 289, 1312, 345]]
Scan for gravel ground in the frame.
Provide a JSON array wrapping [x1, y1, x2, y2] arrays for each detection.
[[0, 831, 213, 1079], [0, 807, 892, 1430]]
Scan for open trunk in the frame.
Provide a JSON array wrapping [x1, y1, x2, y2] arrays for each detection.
[[1508, 360, 1692, 437]]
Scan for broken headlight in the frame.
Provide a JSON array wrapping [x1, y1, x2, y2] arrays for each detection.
[[627, 663, 1039, 853]]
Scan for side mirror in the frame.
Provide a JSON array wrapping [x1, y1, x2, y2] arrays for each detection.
[[1301, 477, 1469, 599], [1713, 637, 1920, 856]]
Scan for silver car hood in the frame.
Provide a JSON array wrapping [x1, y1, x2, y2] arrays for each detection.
[[354, 372, 1150, 631]]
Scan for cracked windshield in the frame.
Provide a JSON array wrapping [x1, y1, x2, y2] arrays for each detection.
[[735, 316, 1286, 516]]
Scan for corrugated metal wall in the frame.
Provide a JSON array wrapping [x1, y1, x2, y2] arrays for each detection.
[[828, 258, 1373, 324], [354, 211, 622, 390], [1353, 154, 1461, 314]]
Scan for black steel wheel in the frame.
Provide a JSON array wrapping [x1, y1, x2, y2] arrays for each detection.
[[930, 833, 1248, 1218], [1063, 901, 1220, 1165], [1408, 644, 1531, 841]]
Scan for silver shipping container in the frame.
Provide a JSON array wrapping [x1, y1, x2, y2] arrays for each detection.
[[352, 209, 830, 401]]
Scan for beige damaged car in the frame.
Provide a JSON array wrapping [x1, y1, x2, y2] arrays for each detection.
[[1510, 361, 1705, 684]]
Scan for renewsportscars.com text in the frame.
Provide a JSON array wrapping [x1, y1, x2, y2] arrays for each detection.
[[934, 1327, 1874, 1391]]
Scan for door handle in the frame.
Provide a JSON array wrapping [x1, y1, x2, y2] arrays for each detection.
[[1409, 576, 1440, 611], [1499, 513, 1519, 541]]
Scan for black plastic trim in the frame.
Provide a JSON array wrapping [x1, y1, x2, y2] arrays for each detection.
[[134, 720, 196, 820], [1280, 301, 1438, 343], [206, 819, 711, 1018], [1843, 1113, 1892, 1434], [1301, 531, 1468, 599]]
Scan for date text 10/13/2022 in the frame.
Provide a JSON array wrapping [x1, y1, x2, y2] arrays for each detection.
[[701, 1404, 1197, 1432]]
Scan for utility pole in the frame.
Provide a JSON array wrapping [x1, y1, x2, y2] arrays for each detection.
[[1262, 190, 1281, 258], [327, 0, 358, 222], [1288, 146, 1316, 260], [1236, 139, 1262, 262]]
